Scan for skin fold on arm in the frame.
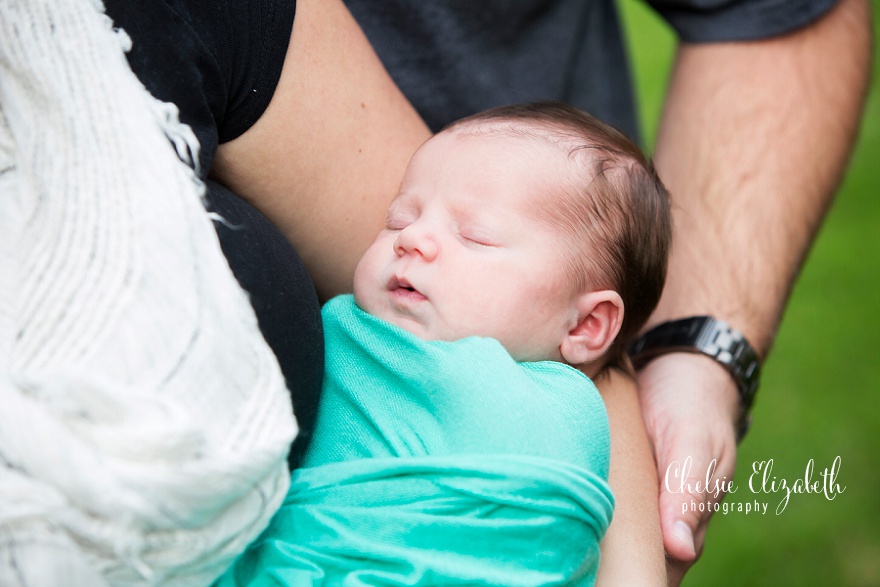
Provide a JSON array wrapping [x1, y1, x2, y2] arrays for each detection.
[[213, 0, 667, 582]]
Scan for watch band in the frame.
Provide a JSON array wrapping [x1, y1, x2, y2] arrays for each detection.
[[627, 316, 761, 442]]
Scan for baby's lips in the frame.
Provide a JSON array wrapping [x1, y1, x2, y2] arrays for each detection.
[[388, 273, 427, 299], [388, 274, 412, 291]]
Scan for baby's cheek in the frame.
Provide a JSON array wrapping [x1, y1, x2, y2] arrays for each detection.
[[352, 254, 379, 308]]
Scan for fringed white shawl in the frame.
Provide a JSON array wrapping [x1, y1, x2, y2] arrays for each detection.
[[0, 0, 298, 585]]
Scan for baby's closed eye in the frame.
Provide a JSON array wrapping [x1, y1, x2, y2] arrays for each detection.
[[385, 211, 415, 231], [458, 227, 499, 248]]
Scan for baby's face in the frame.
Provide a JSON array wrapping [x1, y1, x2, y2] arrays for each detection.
[[353, 129, 580, 362]]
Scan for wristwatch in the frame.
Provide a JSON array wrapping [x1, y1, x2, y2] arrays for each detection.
[[627, 316, 761, 442]]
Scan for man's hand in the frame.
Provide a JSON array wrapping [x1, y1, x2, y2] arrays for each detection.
[[636, 353, 740, 586]]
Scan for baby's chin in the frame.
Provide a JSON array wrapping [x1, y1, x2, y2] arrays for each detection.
[[380, 310, 436, 341], [354, 295, 433, 340], [359, 299, 560, 362]]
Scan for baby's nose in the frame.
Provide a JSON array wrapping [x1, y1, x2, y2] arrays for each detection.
[[393, 223, 439, 261]]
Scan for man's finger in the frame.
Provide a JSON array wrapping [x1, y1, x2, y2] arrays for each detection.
[[659, 484, 701, 563], [666, 513, 709, 586]]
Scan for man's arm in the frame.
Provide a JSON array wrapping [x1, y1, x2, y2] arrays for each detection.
[[639, 0, 872, 582]]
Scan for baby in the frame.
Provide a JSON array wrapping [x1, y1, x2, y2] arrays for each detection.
[[217, 102, 670, 586]]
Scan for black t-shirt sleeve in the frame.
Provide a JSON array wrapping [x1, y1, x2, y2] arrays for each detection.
[[209, 0, 296, 144], [647, 0, 838, 43], [103, 0, 295, 175]]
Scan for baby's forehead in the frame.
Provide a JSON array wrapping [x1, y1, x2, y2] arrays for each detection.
[[441, 121, 563, 151], [398, 127, 573, 212], [437, 123, 578, 177], [445, 116, 590, 147]]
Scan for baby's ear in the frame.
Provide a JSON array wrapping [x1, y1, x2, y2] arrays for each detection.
[[559, 290, 624, 366]]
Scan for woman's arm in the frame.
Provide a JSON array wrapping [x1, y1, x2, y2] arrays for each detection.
[[213, 0, 432, 300], [595, 368, 667, 586]]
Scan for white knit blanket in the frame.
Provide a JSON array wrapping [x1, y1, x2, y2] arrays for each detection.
[[0, 0, 298, 585]]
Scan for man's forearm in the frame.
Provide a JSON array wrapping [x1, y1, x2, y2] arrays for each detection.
[[638, 4, 871, 580], [649, 0, 871, 355]]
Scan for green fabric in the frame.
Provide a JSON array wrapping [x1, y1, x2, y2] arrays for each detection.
[[218, 295, 613, 586]]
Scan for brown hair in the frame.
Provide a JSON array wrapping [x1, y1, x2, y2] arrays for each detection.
[[444, 102, 671, 367]]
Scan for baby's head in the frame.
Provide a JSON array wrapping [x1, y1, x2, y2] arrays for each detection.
[[354, 102, 670, 372]]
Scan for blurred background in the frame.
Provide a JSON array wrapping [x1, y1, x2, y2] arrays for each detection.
[[619, 1, 879, 584]]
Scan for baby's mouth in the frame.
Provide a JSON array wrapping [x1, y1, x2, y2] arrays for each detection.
[[396, 277, 417, 293], [389, 275, 426, 300]]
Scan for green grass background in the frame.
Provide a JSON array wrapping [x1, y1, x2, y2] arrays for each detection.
[[618, 1, 880, 585]]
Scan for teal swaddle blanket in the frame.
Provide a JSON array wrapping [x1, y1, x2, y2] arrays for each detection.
[[218, 295, 614, 586]]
